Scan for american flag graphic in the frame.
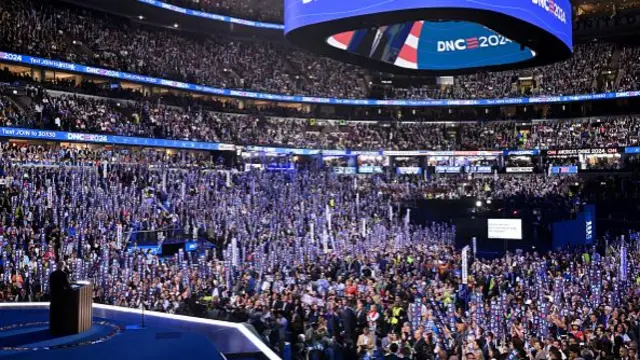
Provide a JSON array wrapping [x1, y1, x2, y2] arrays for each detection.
[[394, 21, 423, 69], [465, 37, 479, 49], [326, 31, 355, 50]]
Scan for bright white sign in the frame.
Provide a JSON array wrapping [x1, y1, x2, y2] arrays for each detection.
[[488, 219, 522, 240]]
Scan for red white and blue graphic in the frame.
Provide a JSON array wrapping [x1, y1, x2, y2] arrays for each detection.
[[531, 0, 568, 24], [328, 21, 535, 70], [394, 21, 423, 69]]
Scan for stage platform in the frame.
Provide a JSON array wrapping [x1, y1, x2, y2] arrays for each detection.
[[0, 303, 280, 360]]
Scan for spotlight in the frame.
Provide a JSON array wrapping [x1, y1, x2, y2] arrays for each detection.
[[138, 15, 144, 20], [475, 200, 482, 207], [486, 199, 492, 205], [173, 23, 179, 28]]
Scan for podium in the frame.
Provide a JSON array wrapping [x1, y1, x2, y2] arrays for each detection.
[[50, 282, 93, 335]]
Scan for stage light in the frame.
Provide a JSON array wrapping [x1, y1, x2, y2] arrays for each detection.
[[486, 199, 492, 205], [138, 15, 144, 20], [173, 23, 179, 28], [475, 200, 482, 207]]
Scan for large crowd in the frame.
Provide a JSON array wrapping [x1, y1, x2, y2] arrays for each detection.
[[2, 87, 640, 151], [161, 0, 284, 23], [1, 1, 640, 360], [0, 0, 639, 100], [0, 145, 638, 360], [387, 42, 623, 100], [0, 0, 364, 98]]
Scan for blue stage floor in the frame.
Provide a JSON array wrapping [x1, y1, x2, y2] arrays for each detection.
[[0, 309, 225, 360]]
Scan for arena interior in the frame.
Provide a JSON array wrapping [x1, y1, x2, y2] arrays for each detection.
[[0, 0, 639, 359]]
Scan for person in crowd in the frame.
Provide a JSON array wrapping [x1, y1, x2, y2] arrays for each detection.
[[386, 342, 403, 360], [357, 326, 376, 359]]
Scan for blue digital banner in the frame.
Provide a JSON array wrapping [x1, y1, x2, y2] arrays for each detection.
[[427, 150, 502, 156], [138, 0, 284, 29], [128, 245, 162, 255], [351, 150, 384, 156], [584, 205, 595, 244], [285, 0, 572, 50], [417, 22, 534, 70], [358, 165, 383, 174], [4, 124, 640, 159], [4, 51, 640, 107], [0, 126, 235, 151], [504, 149, 540, 156], [550, 165, 578, 174], [396, 167, 422, 174], [185, 242, 199, 252], [552, 204, 596, 248], [506, 167, 534, 173], [244, 146, 322, 155], [333, 167, 357, 174], [322, 150, 352, 156], [435, 166, 462, 173], [266, 163, 297, 171], [467, 166, 493, 173]]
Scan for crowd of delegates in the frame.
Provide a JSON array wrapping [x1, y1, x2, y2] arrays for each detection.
[[0, 0, 639, 100], [575, 0, 640, 15], [0, 146, 638, 360], [0, 142, 227, 168], [393, 175, 578, 225], [525, 117, 640, 149], [0, 0, 364, 98], [393, 43, 616, 100], [617, 45, 640, 92], [161, 0, 284, 23], [3, 87, 640, 151]]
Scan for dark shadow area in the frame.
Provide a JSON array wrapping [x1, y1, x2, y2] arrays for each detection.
[[0, 328, 54, 347]]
